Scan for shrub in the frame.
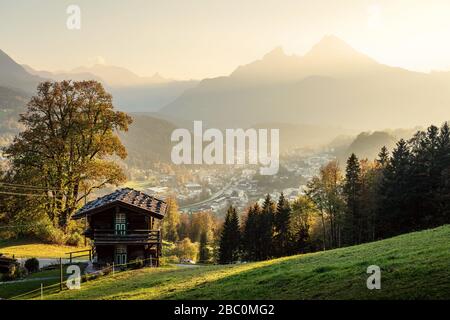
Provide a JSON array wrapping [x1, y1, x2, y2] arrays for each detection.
[[66, 232, 84, 247], [0, 230, 16, 240], [160, 255, 178, 266], [66, 219, 85, 234], [45, 227, 66, 245], [162, 240, 176, 256], [1, 264, 26, 281], [35, 222, 66, 245], [24, 258, 40, 273], [174, 238, 199, 262]]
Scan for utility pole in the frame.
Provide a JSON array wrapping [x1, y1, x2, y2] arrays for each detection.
[[59, 258, 63, 291]]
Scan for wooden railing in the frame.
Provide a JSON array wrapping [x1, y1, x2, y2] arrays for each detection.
[[86, 229, 161, 244], [65, 249, 92, 263]]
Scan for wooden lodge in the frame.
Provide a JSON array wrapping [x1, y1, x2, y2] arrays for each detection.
[[73, 188, 167, 267]]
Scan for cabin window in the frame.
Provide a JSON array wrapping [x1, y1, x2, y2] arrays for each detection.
[[115, 212, 126, 235], [115, 245, 127, 265]]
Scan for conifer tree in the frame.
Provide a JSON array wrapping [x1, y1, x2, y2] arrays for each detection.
[[377, 146, 390, 167], [259, 194, 275, 260], [343, 153, 362, 245], [274, 193, 291, 257], [436, 122, 450, 225], [218, 206, 240, 264], [242, 204, 259, 261], [408, 124, 450, 229], [378, 139, 412, 237]]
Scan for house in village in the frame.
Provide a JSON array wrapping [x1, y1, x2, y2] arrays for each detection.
[[73, 188, 167, 267]]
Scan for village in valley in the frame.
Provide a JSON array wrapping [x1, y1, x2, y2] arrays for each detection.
[[120, 150, 335, 215]]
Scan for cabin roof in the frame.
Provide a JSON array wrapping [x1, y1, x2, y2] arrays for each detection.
[[72, 188, 167, 219]]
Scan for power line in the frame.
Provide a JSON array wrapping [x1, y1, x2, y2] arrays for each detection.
[[0, 222, 46, 229], [0, 182, 62, 192], [0, 191, 47, 197]]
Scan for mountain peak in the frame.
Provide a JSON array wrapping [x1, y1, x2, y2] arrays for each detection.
[[0, 49, 23, 71], [306, 35, 359, 57], [0, 48, 44, 91], [263, 46, 287, 60], [318, 35, 349, 46], [150, 72, 166, 82], [302, 35, 377, 68]]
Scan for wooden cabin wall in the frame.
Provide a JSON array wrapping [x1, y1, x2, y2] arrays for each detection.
[[88, 206, 157, 230], [88, 208, 115, 229], [128, 245, 145, 261], [96, 245, 114, 264], [95, 244, 160, 267], [124, 208, 149, 230]]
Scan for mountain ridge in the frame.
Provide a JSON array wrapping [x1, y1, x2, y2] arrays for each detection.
[[20, 62, 198, 112], [159, 35, 450, 132], [0, 49, 46, 92]]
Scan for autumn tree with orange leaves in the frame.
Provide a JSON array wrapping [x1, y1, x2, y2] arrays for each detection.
[[4, 81, 132, 231]]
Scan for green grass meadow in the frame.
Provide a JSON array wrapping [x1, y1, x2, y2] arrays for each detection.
[[39, 225, 450, 300]]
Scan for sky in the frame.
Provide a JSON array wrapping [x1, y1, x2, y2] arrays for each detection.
[[2, 0, 450, 79]]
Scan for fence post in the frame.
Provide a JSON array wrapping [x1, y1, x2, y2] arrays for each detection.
[[59, 258, 63, 291], [69, 253, 72, 264], [41, 283, 43, 300], [112, 262, 115, 275]]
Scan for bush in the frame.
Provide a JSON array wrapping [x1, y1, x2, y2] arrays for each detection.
[[160, 255, 178, 266], [66, 232, 84, 246], [174, 238, 199, 262], [46, 227, 66, 245], [1, 264, 26, 281], [35, 221, 66, 245], [24, 258, 40, 273], [162, 240, 176, 256], [0, 230, 16, 240]]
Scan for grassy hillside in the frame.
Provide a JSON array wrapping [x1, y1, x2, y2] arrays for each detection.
[[43, 225, 450, 300], [0, 239, 89, 258]]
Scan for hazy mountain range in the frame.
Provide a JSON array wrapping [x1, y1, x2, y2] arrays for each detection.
[[21, 63, 198, 113], [160, 35, 450, 131], [23, 64, 170, 87], [334, 128, 421, 165], [2, 35, 450, 161]]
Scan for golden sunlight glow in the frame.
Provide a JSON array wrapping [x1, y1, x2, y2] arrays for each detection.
[[2, 0, 450, 78]]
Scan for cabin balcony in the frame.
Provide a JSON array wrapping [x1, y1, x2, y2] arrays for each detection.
[[84, 229, 161, 245]]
